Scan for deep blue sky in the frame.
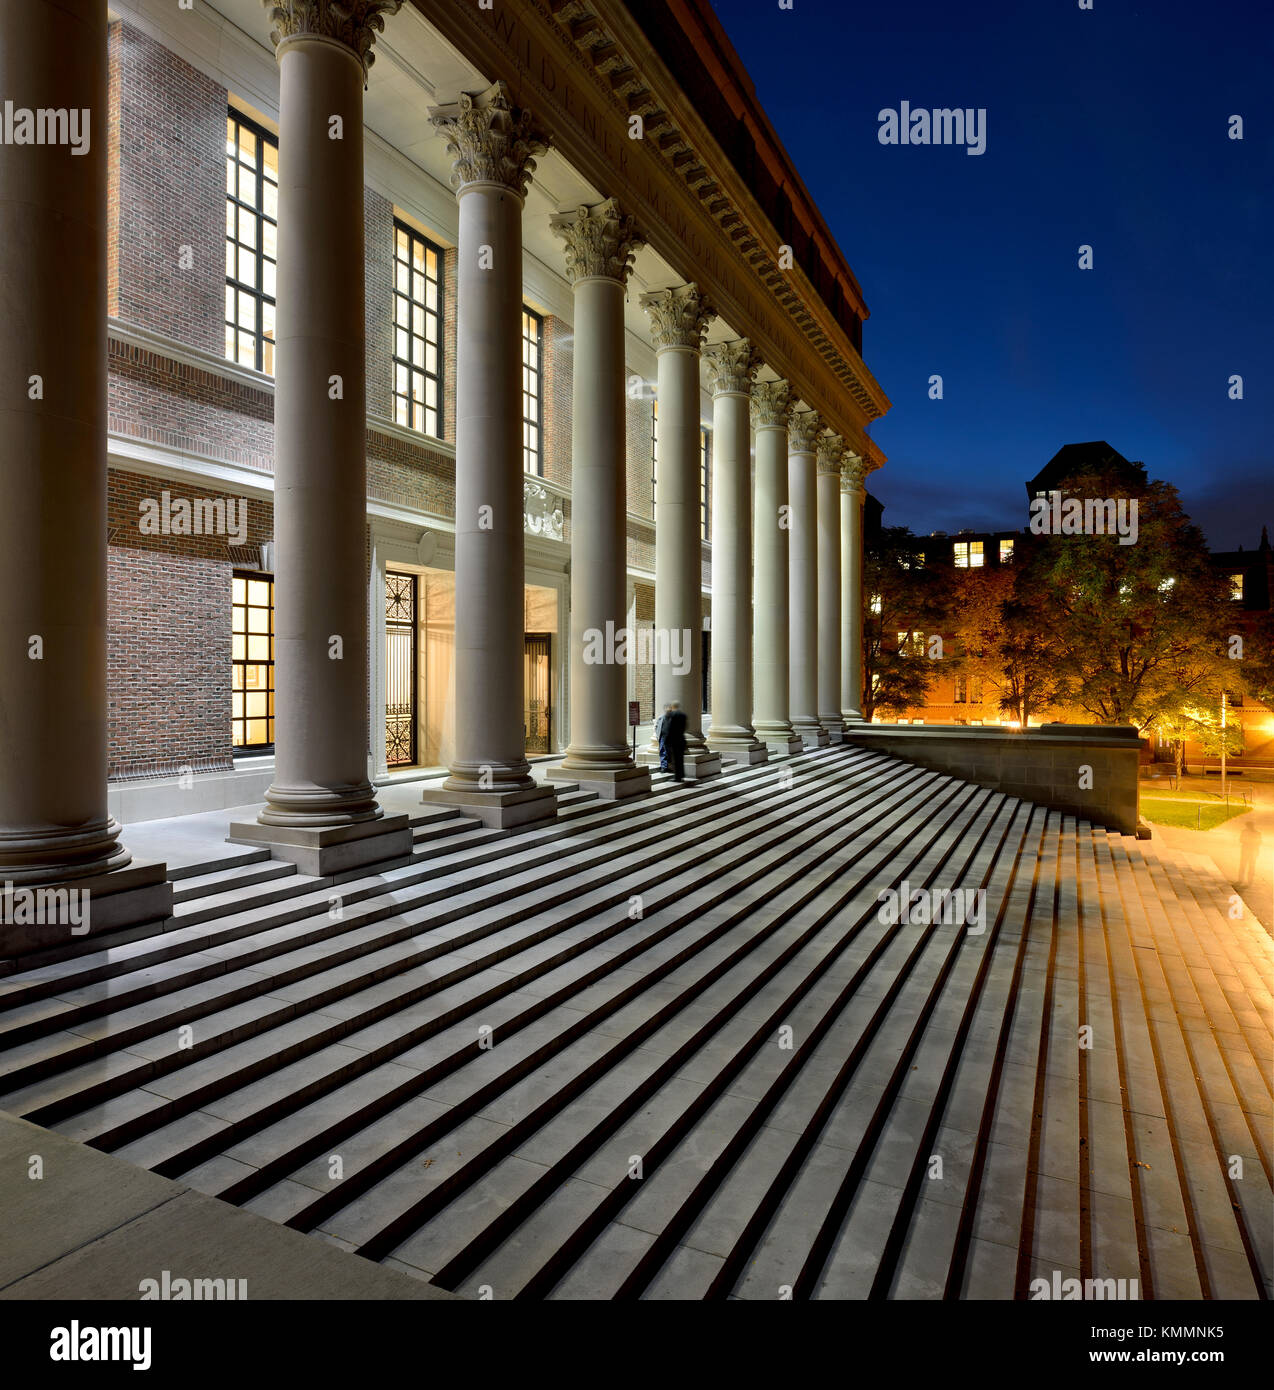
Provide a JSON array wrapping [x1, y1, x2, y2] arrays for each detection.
[[710, 0, 1273, 549]]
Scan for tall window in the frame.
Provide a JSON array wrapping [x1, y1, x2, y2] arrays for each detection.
[[232, 572, 274, 750], [1230, 573, 1245, 600], [225, 111, 278, 374], [650, 400, 659, 510], [521, 308, 543, 475], [392, 220, 443, 437], [999, 538, 1015, 564], [701, 428, 711, 540], [954, 540, 984, 568]]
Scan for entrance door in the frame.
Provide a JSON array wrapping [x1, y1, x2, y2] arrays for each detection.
[[524, 633, 551, 754], [385, 570, 417, 767]]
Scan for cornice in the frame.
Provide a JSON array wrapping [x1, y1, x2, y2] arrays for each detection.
[[408, 0, 890, 459]]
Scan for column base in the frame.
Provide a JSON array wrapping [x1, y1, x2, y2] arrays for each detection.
[[706, 736, 769, 766], [420, 783, 558, 830], [637, 746, 724, 779], [0, 860, 172, 961], [228, 814, 413, 876], [820, 717, 847, 744], [792, 720, 830, 749], [841, 709, 866, 724], [547, 764, 651, 800]]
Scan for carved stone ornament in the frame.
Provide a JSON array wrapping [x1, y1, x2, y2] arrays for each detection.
[[841, 452, 868, 493], [429, 81, 549, 198], [816, 432, 845, 473], [524, 479, 565, 542], [639, 284, 715, 351], [549, 198, 643, 286], [704, 339, 760, 396], [787, 409, 823, 453], [750, 379, 792, 430], [263, 1, 403, 77]]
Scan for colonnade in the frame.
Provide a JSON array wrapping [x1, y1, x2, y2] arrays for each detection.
[[0, 4, 872, 928]]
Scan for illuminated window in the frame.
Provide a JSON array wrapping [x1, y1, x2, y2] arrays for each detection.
[[232, 572, 274, 750], [954, 674, 968, 703], [870, 593, 882, 615], [521, 308, 543, 475], [954, 540, 984, 568], [225, 111, 277, 374], [1000, 538, 1014, 563], [392, 220, 443, 437], [897, 630, 924, 657], [916, 551, 925, 567], [701, 428, 711, 540], [1230, 573, 1244, 600]]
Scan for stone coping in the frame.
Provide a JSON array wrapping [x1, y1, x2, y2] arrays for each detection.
[[0, 1112, 455, 1301]]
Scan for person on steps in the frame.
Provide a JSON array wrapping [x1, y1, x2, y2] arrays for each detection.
[[654, 703, 671, 772], [665, 700, 688, 782]]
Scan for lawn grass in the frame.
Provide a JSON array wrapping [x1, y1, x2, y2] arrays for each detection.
[[1140, 796, 1252, 830]]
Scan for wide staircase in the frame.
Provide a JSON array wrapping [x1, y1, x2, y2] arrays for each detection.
[[0, 744, 1269, 1300]]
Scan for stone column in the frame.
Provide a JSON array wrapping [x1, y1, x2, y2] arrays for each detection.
[[841, 452, 868, 723], [232, 2, 411, 874], [0, 0, 171, 955], [636, 285, 721, 779], [816, 432, 846, 742], [546, 200, 650, 799], [788, 411, 828, 747], [750, 380, 802, 756], [705, 341, 766, 764], [420, 81, 557, 828]]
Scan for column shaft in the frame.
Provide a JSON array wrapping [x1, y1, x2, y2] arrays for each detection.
[[817, 448, 845, 740], [0, 0, 170, 949], [706, 344, 765, 763], [548, 202, 648, 798], [420, 82, 556, 828], [787, 415, 827, 746], [841, 461, 867, 722], [234, 22, 411, 873], [751, 390, 801, 755]]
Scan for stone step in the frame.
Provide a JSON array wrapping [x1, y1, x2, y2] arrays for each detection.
[[2, 747, 893, 1127], [171, 859, 299, 905], [54, 752, 925, 1164]]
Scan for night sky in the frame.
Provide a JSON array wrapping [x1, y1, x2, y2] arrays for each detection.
[[709, 0, 1273, 550]]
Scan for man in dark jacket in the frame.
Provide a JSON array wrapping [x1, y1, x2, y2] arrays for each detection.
[[654, 704, 671, 772], [664, 700, 688, 781]]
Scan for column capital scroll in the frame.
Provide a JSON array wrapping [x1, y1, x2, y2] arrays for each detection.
[[788, 409, 823, 454], [429, 80, 549, 198], [639, 284, 715, 351], [750, 378, 792, 430], [704, 338, 761, 396], [549, 198, 643, 286], [264, 1, 402, 76], [841, 452, 868, 493], [816, 432, 845, 473]]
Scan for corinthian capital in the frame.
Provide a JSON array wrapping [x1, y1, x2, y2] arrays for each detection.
[[750, 379, 791, 430], [264, 1, 402, 76], [704, 339, 761, 396], [841, 452, 868, 493], [639, 284, 714, 351], [816, 432, 845, 473], [788, 409, 823, 453], [429, 81, 549, 198], [549, 199, 643, 286]]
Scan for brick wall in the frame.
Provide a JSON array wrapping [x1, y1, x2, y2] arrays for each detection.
[[107, 469, 273, 780], [108, 21, 225, 354], [542, 313, 572, 486], [365, 187, 394, 419]]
